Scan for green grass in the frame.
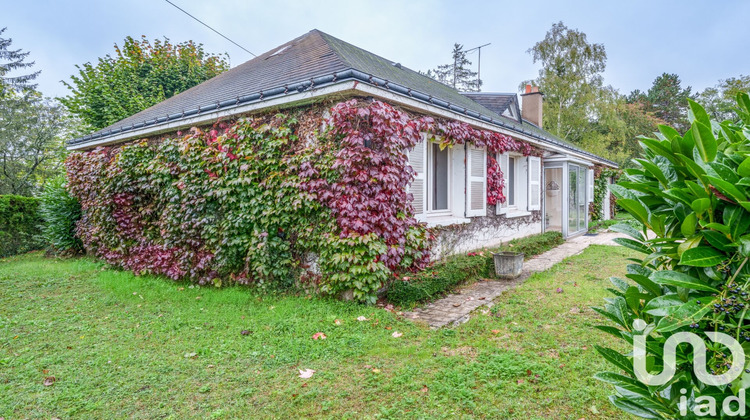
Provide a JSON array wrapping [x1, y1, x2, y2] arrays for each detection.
[[1, 247, 636, 419]]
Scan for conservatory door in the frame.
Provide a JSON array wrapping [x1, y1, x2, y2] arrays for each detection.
[[568, 164, 586, 234]]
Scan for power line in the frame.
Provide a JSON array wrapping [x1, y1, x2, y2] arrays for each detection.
[[163, 0, 257, 57]]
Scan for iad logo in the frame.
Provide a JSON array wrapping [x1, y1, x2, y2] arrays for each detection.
[[632, 319, 747, 417]]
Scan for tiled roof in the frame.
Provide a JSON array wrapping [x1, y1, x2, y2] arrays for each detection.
[[69, 30, 615, 166], [461, 92, 517, 120]]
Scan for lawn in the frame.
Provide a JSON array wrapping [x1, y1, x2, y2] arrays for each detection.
[[1, 245, 636, 419]]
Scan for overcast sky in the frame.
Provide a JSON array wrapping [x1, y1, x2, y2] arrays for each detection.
[[5, 0, 750, 99]]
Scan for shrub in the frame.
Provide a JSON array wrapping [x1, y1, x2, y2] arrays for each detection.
[[500, 231, 564, 259], [386, 253, 490, 308], [388, 231, 565, 308], [0, 195, 44, 257], [594, 93, 750, 418], [39, 176, 82, 254]]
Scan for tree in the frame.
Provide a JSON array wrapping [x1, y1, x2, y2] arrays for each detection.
[[61, 36, 229, 130], [697, 74, 750, 121], [525, 22, 607, 142], [581, 87, 663, 167], [594, 93, 750, 419], [423, 44, 481, 92], [0, 27, 40, 95], [0, 92, 72, 195], [628, 73, 692, 132]]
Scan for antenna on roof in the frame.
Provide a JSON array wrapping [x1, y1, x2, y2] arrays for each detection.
[[465, 43, 490, 90]]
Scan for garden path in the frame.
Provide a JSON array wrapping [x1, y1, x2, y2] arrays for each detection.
[[403, 231, 627, 328]]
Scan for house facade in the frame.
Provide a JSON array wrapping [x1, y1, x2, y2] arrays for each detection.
[[68, 29, 617, 260]]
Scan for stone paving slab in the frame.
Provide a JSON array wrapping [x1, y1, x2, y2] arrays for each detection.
[[403, 231, 626, 328]]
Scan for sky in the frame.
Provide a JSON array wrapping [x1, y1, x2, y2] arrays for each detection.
[[4, 0, 750, 99]]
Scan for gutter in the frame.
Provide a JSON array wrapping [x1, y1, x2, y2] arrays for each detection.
[[67, 69, 618, 168]]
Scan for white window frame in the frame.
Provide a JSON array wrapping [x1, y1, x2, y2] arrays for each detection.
[[497, 152, 533, 217], [426, 141, 452, 216]]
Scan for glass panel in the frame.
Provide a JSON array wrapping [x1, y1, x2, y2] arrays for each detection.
[[568, 165, 578, 234], [544, 167, 563, 232], [578, 167, 586, 231], [432, 143, 449, 211], [508, 157, 515, 206]]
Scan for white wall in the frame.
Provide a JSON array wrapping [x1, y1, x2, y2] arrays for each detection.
[[431, 215, 543, 258]]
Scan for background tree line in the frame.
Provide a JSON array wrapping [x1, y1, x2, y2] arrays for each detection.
[[0, 28, 228, 196], [425, 22, 750, 167]]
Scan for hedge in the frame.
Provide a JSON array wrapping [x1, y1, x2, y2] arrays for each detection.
[[0, 195, 45, 258], [387, 231, 565, 308]]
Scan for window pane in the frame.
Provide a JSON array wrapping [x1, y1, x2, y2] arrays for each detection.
[[432, 144, 449, 210], [508, 157, 515, 206]]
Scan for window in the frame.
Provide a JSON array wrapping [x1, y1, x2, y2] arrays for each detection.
[[497, 154, 541, 215], [507, 157, 516, 206], [431, 143, 449, 211]]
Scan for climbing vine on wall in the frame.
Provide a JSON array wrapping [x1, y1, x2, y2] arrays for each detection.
[[66, 98, 534, 303], [419, 118, 536, 206], [589, 166, 620, 221]]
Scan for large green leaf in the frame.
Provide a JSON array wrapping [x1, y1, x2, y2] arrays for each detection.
[[680, 212, 697, 236], [690, 198, 710, 215], [609, 223, 644, 241], [651, 270, 718, 292], [677, 247, 726, 268], [723, 205, 750, 240], [614, 238, 650, 254], [692, 120, 717, 162], [655, 301, 713, 332], [607, 395, 663, 419], [643, 294, 685, 316], [688, 99, 711, 127], [702, 230, 735, 252], [594, 346, 634, 375], [617, 199, 651, 227], [595, 372, 651, 397], [625, 274, 663, 297], [707, 175, 747, 203]]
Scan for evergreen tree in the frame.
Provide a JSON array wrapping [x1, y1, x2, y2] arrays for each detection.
[[628, 73, 692, 132], [0, 27, 40, 94], [424, 44, 481, 92]]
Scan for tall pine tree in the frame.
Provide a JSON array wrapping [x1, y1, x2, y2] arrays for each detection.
[[0, 27, 40, 95], [424, 44, 481, 92]]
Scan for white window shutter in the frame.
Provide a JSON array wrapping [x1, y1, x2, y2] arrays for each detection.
[[408, 138, 427, 217], [496, 153, 509, 215], [528, 156, 541, 211], [587, 168, 595, 203], [466, 145, 487, 217]]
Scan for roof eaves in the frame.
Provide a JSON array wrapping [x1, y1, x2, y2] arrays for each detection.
[[68, 68, 617, 167]]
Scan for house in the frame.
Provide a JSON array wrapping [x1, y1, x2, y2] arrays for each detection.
[[68, 29, 617, 260]]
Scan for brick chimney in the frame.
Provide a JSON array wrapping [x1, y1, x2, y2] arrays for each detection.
[[521, 84, 543, 128]]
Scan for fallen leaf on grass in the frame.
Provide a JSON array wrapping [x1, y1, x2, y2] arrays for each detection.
[[371, 368, 381, 373], [556, 288, 563, 293], [421, 385, 429, 393], [491, 329, 500, 334], [298, 369, 315, 379], [334, 319, 342, 325], [184, 352, 197, 359], [391, 331, 403, 338], [356, 316, 368, 321], [312, 332, 327, 340], [240, 330, 252, 336], [43, 376, 56, 386]]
